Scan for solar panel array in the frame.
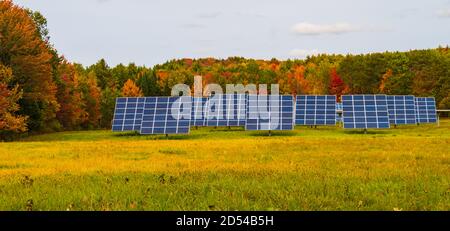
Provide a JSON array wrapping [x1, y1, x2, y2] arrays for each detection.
[[387, 95, 417, 125], [415, 97, 437, 123], [295, 95, 336, 126], [112, 97, 145, 132], [205, 94, 246, 127], [140, 97, 191, 134], [342, 95, 390, 129], [111, 94, 438, 135], [246, 95, 294, 131]]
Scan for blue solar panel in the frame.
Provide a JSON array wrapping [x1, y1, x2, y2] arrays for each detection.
[[191, 97, 208, 126], [387, 95, 417, 125], [140, 97, 192, 134], [415, 97, 437, 123], [295, 95, 336, 126], [246, 95, 294, 131], [342, 95, 390, 129], [205, 94, 246, 127], [112, 97, 145, 132], [336, 103, 343, 111]]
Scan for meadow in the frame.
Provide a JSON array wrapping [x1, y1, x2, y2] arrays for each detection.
[[0, 120, 449, 211]]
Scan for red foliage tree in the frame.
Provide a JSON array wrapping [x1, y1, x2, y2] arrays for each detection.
[[329, 67, 348, 101]]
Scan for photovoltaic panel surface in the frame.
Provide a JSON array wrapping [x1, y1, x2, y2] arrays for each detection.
[[191, 97, 208, 126], [112, 97, 145, 132], [342, 95, 390, 129], [140, 97, 191, 134], [386, 95, 417, 125], [295, 95, 336, 125], [205, 94, 246, 127], [246, 95, 294, 131], [415, 97, 437, 123]]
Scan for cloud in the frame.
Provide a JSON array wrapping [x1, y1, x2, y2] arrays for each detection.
[[437, 9, 450, 17], [289, 49, 321, 58], [291, 22, 360, 35]]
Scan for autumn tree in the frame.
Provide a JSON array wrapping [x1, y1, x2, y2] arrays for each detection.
[[291, 65, 310, 94], [0, 1, 59, 131], [0, 64, 28, 139], [80, 72, 102, 128], [329, 67, 348, 101], [122, 79, 143, 97], [55, 60, 87, 129]]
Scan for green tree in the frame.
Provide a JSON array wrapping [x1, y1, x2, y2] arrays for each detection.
[[100, 87, 120, 128], [137, 69, 160, 96], [88, 59, 113, 89]]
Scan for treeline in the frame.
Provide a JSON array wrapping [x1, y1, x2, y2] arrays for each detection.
[[0, 1, 449, 140]]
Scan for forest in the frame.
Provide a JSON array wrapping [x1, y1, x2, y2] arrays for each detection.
[[1, 1, 449, 140]]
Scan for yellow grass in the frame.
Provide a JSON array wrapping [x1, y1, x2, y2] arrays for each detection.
[[0, 120, 449, 210]]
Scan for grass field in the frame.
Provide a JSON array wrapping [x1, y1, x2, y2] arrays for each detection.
[[0, 120, 449, 211]]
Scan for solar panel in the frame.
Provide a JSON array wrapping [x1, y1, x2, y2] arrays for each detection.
[[140, 96, 192, 134], [112, 97, 145, 132], [415, 97, 437, 123], [191, 97, 208, 126], [386, 95, 417, 125], [246, 95, 294, 131], [342, 95, 390, 129], [205, 94, 246, 127], [295, 95, 336, 126]]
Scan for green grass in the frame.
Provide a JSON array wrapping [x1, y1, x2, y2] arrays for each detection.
[[0, 120, 449, 211]]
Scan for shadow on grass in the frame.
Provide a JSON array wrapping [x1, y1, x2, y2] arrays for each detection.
[[296, 125, 340, 131], [207, 127, 246, 133], [114, 132, 141, 137], [343, 130, 391, 135], [248, 131, 297, 137], [113, 132, 204, 140]]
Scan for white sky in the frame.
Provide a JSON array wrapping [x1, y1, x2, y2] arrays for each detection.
[[13, 0, 450, 67]]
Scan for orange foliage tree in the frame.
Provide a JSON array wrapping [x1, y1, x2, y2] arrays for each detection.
[[0, 1, 59, 131], [55, 61, 87, 129], [122, 79, 143, 97], [292, 65, 310, 94], [82, 72, 102, 128], [379, 69, 393, 94], [0, 64, 28, 137]]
